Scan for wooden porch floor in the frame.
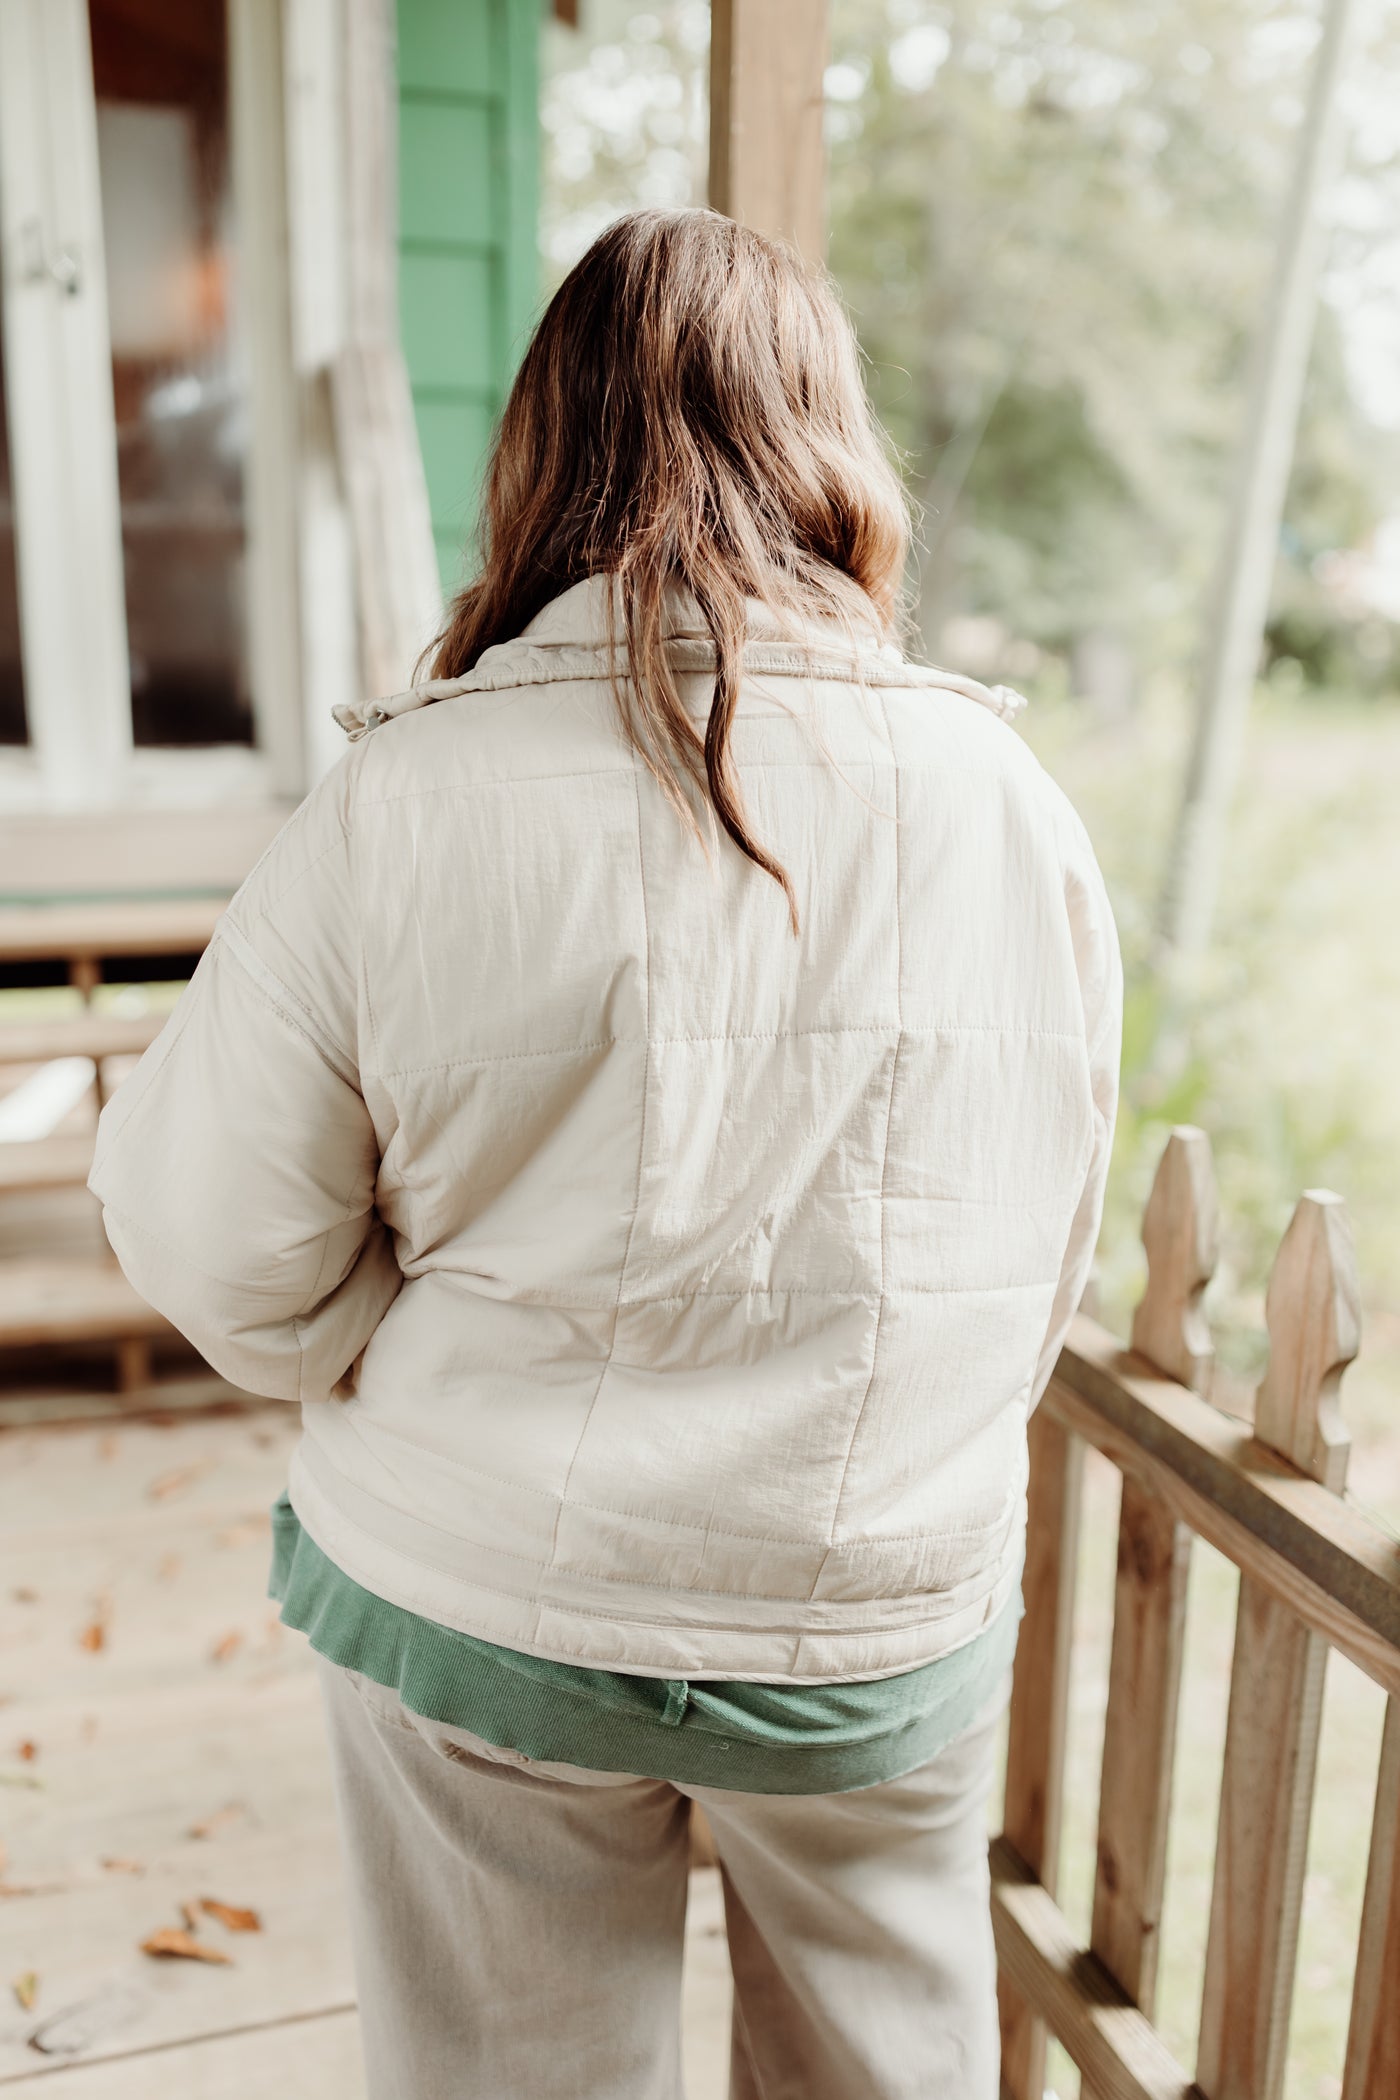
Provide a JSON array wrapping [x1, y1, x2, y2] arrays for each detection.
[[0, 1383, 733, 2095]]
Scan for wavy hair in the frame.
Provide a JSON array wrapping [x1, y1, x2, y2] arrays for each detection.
[[423, 208, 910, 931]]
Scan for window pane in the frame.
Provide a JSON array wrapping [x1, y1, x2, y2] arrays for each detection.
[[0, 261, 26, 747], [89, 0, 253, 747]]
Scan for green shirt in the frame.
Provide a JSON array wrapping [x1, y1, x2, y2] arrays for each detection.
[[270, 1495, 1022, 1795]]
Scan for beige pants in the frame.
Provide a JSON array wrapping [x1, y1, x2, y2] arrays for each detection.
[[317, 1656, 1010, 2100]]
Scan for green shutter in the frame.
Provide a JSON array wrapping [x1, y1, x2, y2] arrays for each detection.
[[396, 0, 540, 593]]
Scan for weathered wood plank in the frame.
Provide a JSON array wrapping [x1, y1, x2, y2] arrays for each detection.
[[0, 1260, 170, 1347], [0, 1137, 94, 1196], [708, 0, 829, 257], [1129, 1126, 1218, 1398], [1196, 1193, 1361, 2100], [0, 900, 222, 966], [1047, 1328, 1400, 1698], [997, 1404, 1083, 2100], [990, 1838, 1196, 2100], [0, 2008, 364, 2098], [0, 1015, 162, 1066], [1342, 1695, 1400, 2100], [1091, 1477, 1191, 2013], [1195, 1582, 1330, 2100]]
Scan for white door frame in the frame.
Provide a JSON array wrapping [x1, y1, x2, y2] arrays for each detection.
[[0, 0, 131, 808], [0, 0, 308, 813]]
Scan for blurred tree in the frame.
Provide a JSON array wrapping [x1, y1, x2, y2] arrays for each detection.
[[540, 0, 1400, 696], [825, 0, 1399, 687]]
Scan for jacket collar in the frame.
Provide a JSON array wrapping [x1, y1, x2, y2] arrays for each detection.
[[333, 576, 1027, 742]]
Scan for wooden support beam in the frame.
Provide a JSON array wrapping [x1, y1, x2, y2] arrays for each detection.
[[708, 0, 829, 257], [997, 1404, 1083, 2099], [1196, 1193, 1361, 2100]]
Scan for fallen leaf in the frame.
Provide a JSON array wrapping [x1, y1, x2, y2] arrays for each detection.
[[139, 1927, 231, 1966], [13, 1972, 37, 2011], [199, 1897, 261, 1933], [188, 1801, 244, 1841], [12, 1588, 38, 1605], [147, 1465, 200, 1502], [100, 1857, 145, 1876], [77, 1622, 106, 1654], [208, 1631, 243, 1665], [16, 1741, 36, 1763], [179, 1899, 200, 1932], [0, 1773, 42, 1791]]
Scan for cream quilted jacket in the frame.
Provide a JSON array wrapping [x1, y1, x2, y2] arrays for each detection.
[[90, 578, 1121, 1682]]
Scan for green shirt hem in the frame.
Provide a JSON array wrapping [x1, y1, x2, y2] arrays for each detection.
[[269, 1494, 1023, 1795]]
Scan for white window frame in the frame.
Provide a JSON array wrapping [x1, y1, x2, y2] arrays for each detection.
[[0, 0, 306, 813]]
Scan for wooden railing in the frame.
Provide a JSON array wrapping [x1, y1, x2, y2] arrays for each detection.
[[995, 1126, 1400, 2100]]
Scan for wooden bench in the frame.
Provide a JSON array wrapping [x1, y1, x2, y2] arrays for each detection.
[[0, 1011, 164, 1065], [995, 1126, 1397, 2100], [0, 1257, 171, 1392], [0, 1134, 97, 1194], [0, 900, 221, 1390], [0, 897, 224, 997]]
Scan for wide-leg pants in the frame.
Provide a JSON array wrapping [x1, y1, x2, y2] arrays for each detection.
[[317, 1654, 1009, 2100]]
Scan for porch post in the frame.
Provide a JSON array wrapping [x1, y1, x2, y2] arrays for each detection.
[[707, 0, 829, 259]]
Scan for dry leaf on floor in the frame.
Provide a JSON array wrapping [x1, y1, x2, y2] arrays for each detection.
[[139, 1927, 231, 1966], [179, 1899, 200, 1932], [208, 1631, 243, 1664], [77, 1620, 106, 1654], [100, 1857, 145, 1876], [12, 1972, 38, 2012], [147, 1465, 201, 1502], [16, 1741, 37, 1763], [188, 1801, 244, 1841], [12, 1587, 38, 1605], [199, 1897, 261, 1933]]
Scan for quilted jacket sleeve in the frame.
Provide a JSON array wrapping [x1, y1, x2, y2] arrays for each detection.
[[1027, 814, 1123, 1411], [88, 753, 399, 1403]]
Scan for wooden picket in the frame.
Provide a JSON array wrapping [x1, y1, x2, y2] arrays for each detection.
[[994, 1125, 1398, 2100], [1344, 1695, 1400, 2097], [1197, 1195, 1360, 2100], [1090, 1130, 1215, 2019], [998, 1404, 1084, 2099]]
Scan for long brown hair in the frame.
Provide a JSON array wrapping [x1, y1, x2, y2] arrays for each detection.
[[424, 208, 909, 930]]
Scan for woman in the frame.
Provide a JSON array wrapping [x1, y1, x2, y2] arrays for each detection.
[[91, 209, 1120, 2100]]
